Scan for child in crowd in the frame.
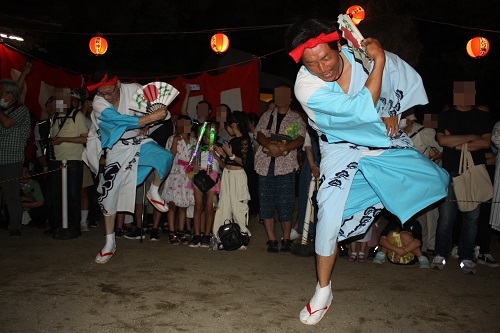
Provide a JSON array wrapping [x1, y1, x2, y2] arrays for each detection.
[[372, 212, 430, 268], [20, 166, 46, 228], [188, 122, 222, 248], [348, 224, 373, 263], [161, 115, 197, 244]]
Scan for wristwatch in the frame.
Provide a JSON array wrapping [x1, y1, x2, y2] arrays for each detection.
[[229, 155, 236, 160]]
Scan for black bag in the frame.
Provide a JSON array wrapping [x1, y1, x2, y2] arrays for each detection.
[[193, 170, 216, 193], [270, 133, 292, 143], [218, 220, 244, 251]]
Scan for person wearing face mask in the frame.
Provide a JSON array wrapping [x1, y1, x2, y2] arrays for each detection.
[[45, 88, 88, 240], [0, 80, 31, 237]]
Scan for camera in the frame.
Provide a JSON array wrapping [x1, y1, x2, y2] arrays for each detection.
[[40, 138, 56, 161]]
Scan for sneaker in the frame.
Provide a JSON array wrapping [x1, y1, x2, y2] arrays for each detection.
[[280, 239, 293, 252], [266, 240, 279, 253], [179, 235, 190, 244], [372, 251, 386, 264], [431, 255, 446, 270], [477, 254, 499, 267], [460, 259, 476, 274], [200, 235, 210, 248], [290, 229, 300, 241], [418, 256, 430, 269], [80, 221, 89, 232], [188, 235, 202, 247], [450, 246, 459, 259], [115, 228, 123, 238], [168, 232, 180, 245], [124, 227, 145, 240], [88, 220, 99, 228], [209, 235, 218, 250], [150, 228, 160, 241]]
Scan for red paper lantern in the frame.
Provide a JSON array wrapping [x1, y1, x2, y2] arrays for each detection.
[[89, 36, 108, 56], [211, 33, 230, 54], [346, 5, 365, 25], [466, 37, 490, 58]]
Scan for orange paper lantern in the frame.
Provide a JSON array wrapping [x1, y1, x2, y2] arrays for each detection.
[[346, 5, 365, 25], [211, 33, 230, 54], [89, 36, 108, 56], [466, 37, 490, 58]]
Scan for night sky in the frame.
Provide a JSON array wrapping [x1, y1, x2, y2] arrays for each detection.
[[2, 0, 500, 118]]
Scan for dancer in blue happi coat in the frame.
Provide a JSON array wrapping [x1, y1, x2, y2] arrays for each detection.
[[286, 18, 449, 326]]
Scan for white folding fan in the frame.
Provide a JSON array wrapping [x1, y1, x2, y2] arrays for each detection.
[[129, 82, 179, 115], [337, 14, 371, 71]]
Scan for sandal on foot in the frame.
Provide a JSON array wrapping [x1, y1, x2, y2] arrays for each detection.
[[358, 252, 366, 263], [299, 282, 333, 325], [95, 247, 116, 264], [168, 232, 180, 245], [348, 252, 358, 262], [146, 190, 168, 212]]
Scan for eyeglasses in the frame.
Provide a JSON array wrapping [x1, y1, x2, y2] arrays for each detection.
[[96, 85, 117, 97]]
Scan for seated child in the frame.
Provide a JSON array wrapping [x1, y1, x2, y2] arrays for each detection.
[[372, 213, 430, 268], [20, 167, 47, 228]]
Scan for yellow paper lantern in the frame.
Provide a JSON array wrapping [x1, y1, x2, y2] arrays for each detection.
[[211, 33, 230, 54], [89, 36, 108, 56], [346, 5, 365, 25], [466, 37, 490, 58]]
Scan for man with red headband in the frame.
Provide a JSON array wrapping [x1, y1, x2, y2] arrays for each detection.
[[86, 69, 173, 264], [285, 18, 449, 325]]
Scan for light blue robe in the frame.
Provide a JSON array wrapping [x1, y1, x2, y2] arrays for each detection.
[[88, 83, 173, 215], [294, 47, 449, 256]]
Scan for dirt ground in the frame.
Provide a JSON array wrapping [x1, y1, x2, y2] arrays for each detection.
[[1, 214, 500, 333]]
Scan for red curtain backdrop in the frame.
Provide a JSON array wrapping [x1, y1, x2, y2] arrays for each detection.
[[168, 59, 261, 116], [0, 45, 85, 119], [0, 45, 260, 119]]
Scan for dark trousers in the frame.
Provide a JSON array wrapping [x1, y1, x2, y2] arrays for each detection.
[[297, 160, 317, 235], [0, 161, 24, 232], [28, 205, 48, 228], [47, 160, 83, 230]]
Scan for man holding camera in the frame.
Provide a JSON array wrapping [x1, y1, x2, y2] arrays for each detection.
[[46, 88, 88, 239], [0, 80, 31, 237]]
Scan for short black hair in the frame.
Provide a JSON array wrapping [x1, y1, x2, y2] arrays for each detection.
[[91, 69, 117, 84]]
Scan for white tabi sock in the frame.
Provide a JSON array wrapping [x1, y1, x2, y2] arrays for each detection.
[[102, 233, 116, 253]]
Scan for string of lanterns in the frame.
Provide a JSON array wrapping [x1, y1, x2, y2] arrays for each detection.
[[87, 5, 491, 59]]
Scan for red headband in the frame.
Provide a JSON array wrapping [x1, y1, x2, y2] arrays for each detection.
[[86, 74, 119, 92], [288, 31, 341, 63]]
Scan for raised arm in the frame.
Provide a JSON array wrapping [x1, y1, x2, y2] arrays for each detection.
[[180, 83, 192, 116], [362, 38, 386, 107]]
